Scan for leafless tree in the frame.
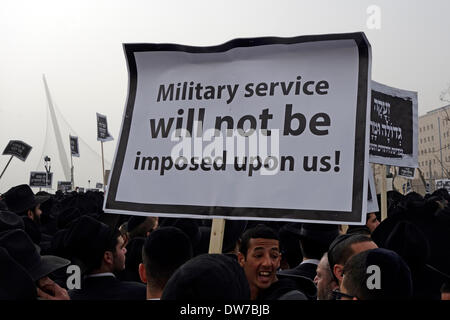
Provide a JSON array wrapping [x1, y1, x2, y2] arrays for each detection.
[[440, 83, 450, 104]]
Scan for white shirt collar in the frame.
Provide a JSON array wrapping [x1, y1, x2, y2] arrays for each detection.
[[300, 259, 320, 265], [85, 272, 116, 278]]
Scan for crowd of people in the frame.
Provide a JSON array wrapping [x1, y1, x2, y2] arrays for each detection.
[[0, 183, 449, 300]]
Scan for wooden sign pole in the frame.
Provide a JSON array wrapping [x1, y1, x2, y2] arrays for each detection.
[[380, 164, 388, 221], [208, 218, 225, 254], [0, 156, 13, 181], [101, 141, 106, 191]]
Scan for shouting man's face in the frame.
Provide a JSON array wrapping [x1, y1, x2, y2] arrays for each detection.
[[238, 238, 281, 299]]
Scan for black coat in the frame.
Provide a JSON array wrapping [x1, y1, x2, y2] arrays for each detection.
[[277, 261, 318, 282], [69, 275, 146, 300]]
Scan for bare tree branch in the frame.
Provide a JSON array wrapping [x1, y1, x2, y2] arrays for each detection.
[[440, 83, 450, 103]]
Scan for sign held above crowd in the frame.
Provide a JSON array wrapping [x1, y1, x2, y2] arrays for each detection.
[[0, 140, 33, 181], [369, 81, 418, 167], [2, 140, 32, 162], [104, 33, 372, 224], [398, 166, 415, 179], [29, 171, 53, 188]]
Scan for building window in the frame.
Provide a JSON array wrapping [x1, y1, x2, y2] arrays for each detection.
[[432, 136, 434, 141], [431, 124, 434, 129]]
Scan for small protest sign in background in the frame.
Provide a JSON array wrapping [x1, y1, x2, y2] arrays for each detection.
[[57, 181, 72, 192], [2, 140, 32, 161], [96, 113, 114, 142], [70, 135, 80, 157], [369, 81, 418, 167], [30, 171, 53, 188], [398, 166, 415, 179]]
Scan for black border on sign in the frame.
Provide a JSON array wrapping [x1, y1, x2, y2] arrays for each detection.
[[105, 33, 370, 223]]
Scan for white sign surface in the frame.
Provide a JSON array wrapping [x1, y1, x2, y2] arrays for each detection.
[[105, 33, 371, 224]]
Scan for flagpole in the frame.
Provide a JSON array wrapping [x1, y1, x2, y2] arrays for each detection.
[[101, 141, 106, 191], [70, 152, 74, 191], [0, 156, 13, 181]]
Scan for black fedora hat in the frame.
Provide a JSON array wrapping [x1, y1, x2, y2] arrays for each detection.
[[0, 246, 37, 300], [63, 215, 117, 271], [2, 184, 50, 214], [0, 229, 70, 281], [0, 209, 25, 232], [162, 253, 250, 300], [299, 223, 340, 246]]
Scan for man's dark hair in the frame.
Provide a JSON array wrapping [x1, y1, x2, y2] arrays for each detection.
[[142, 226, 193, 290], [88, 228, 121, 272], [299, 238, 328, 260], [342, 248, 413, 300], [128, 217, 157, 239], [328, 234, 373, 282], [441, 281, 450, 294], [239, 224, 279, 257], [341, 249, 371, 299]]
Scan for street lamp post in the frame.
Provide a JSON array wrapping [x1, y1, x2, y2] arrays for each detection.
[[44, 156, 51, 189]]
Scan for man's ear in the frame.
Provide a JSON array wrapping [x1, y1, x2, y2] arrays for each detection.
[[333, 264, 344, 283], [237, 252, 245, 267], [27, 209, 34, 220], [138, 263, 147, 284], [104, 251, 114, 265]]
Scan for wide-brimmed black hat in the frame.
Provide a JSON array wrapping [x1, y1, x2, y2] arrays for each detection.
[[2, 184, 50, 214], [0, 210, 25, 232], [127, 216, 147, 233], [364, 248, 413, 299], [56, 207, 84, 230], [0, 246, 37, 300], [63, 215, 117, 270], [0, 229, 70, 281], [298, 223, 340, 246], [162, 253, 250, 300], [159, 218, 202, 248]]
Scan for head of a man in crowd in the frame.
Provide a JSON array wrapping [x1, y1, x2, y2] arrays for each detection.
[[366, 212, 380, 233], [328, 234, 378, 285], [339, 248, 413, 300], [238, 224, 281, 300], [127, 216, 158, 240], [139, 226, 193, 299], [65, 215, 126, 275], [2, 184, 49, 224], [441, 281, 450, 300], [314, 252, 339, 300]]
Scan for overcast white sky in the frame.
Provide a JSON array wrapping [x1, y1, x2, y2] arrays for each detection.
[[1, 0, 449, 191]]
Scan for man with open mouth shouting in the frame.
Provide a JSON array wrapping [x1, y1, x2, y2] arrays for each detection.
[[238, 224, 316, 300]]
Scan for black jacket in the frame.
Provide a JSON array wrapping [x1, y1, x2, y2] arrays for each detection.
[[69, 274, 146, 300], [277, 261, 318, 282]]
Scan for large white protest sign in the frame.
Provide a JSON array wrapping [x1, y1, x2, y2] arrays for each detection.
[[104, 33, 371, 224], [369, 81, 418, 167]]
